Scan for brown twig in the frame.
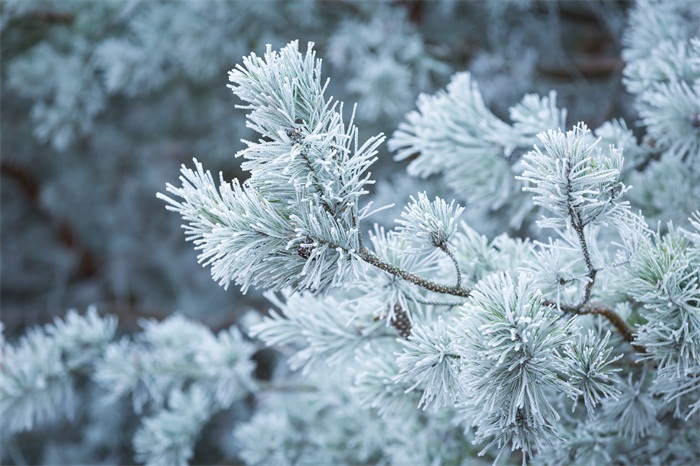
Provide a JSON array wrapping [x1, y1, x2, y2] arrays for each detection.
[[1, 161, 100, 279], [27, 11, 76, 24], [546, 299, 646, 354], [579, 304, 647, 354], [541, 161, 646, 354], [360, 247, 472, 298], [438, 242, 462, 289], [577, 304, 645, 352]]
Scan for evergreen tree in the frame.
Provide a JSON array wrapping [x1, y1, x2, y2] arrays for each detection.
[[2, 1, 699, 464]]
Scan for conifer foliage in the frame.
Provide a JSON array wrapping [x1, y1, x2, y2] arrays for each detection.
[[2, 1, 700, 465]]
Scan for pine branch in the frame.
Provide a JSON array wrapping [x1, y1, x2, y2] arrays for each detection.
[[256, 382, 319, 393], [578, 304, 646, 353], [557, 160, 646, 355], [410, 297, 466, 308], [359, 247, 472, 298], [299, 149, 334, 215], [438, 242, 462, 288], [310, 229, 472, 298], [546, 299, 646, 354], [291, 126, 336, 216], [566, 175, 598, 309]]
